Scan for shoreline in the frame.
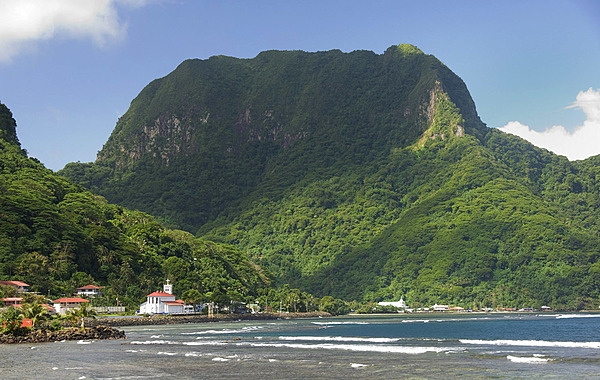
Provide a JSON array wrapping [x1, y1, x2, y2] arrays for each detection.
[[87, 311, 332, 328], [0, 312, 330, 344], [0, 325, 125, 344]]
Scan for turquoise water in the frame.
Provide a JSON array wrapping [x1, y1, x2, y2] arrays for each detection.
[[2, 313, 600, 379]]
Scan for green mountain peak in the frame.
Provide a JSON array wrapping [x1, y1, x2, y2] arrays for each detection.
[[0, 102, 21, 148], [59, 46, 600, 310]]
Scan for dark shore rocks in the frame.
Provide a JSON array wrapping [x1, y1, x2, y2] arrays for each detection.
[[0, 325, 126, 344], [1, 312, 329, 344], [87, 311, 331, 328]]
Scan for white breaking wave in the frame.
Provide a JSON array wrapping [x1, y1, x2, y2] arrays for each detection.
[[182, 326, 263, 335], [460, 339, 600, 349], [278, 336, 401, 343], [311, 321, 369, 326], [506, 355, 552, 364], [130, 340, 175, 345], [243, 341, 455, 354], [183, 341, 227, 346], [555, 314, 600, 319]]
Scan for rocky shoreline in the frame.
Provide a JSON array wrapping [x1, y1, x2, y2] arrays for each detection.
[[0, 325, 126, 344], [87, 311, 332, 328], [0, 312, 330, 344]]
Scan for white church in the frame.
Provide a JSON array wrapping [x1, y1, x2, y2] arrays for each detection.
[[378, 297, 408, 310], [138, 280, 185, 314]]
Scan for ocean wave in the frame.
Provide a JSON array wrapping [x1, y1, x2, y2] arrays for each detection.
[[243, 341, 456, 354], [130, 340, 175, 345], [555, 314, 600, 319], [181, 326, 263, 335], [460, 339, 600, 349], [311, 321, 369, 326], [182, 341, 227, 346], [506, 355, 552, 363], [278, 336, 401, 343]]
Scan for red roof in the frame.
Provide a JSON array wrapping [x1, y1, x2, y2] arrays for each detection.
[[163, 300, 185, 306], [0, 280, 29, 287], [53, 297, 90, 304], [2, 297, 23, 302], [42, 304, 56, 312], [147, 291, 175, 297]]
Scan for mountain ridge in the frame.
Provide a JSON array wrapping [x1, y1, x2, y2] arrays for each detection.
[[59, 45, 600, 309]]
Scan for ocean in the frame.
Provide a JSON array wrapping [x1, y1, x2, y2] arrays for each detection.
[[2, 313, 600, 379]]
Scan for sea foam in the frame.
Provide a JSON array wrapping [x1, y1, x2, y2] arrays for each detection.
[[460, 339, 600, 349], [244, 341, 455, 354], [506, 355, 551, 363], [278, 336, 401, 343]]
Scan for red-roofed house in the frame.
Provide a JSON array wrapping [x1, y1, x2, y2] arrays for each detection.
[[2, 297, 23, 307], [76, 284, 104, 297], [53, 297, 90, 315], [0, 280, 29, 292], [138, 280, 185, 314]]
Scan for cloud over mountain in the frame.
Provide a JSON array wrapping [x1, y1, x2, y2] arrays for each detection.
[[498, 88, 600, 161], [0, 0, 155, 63]]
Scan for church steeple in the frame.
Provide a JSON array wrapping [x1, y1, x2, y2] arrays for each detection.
[[163, 279, 173, 294]]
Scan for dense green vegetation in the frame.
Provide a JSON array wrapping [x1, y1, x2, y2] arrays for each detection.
[[0, 103, 272, 311], [55, 45, 600, 310]]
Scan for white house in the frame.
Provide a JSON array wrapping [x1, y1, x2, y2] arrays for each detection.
[[138, 280, 185, 314], [53, 297, 90, 315], [432, 304, 449, 312], [378, 297, 407, 310], [76, 284, 103, 297]]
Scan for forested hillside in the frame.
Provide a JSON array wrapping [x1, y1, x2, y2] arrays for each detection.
[[60, 45, 600, 310], [0, 103, 269, 310]]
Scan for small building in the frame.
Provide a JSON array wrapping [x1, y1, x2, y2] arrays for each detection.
[[0, 280, 29, 292], [378, 297, 408, 310], [2, 297, 23, 307], [76, 284, 103, 297], [138, 280, 185, 315], [432, 304, 449, 312], [53, 297, 90, 315]]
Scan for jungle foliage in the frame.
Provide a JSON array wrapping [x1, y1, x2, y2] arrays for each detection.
[[0, 103, 271, 311], [55, 45, 600, 310]]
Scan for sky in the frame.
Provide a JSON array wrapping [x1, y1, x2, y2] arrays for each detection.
[[1, 0, 599, 170]]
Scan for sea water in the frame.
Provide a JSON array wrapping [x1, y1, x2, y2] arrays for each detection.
[[2, 313, 600, 379]]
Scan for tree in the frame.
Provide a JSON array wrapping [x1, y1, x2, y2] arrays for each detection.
[[1, 306, 25, 335], [65, 302, 97, 331], [21, 302, 48, 328]]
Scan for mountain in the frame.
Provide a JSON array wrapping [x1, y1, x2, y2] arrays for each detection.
[[0, 102, 268, 309], [60, 45, 600, 310]]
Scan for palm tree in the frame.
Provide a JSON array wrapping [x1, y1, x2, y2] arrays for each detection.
[[65, 302, 97, 332], [21, 302, 48, 328]]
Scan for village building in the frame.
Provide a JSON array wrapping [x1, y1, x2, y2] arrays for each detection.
[[138, 280, 185, 315], [432, 304, 449, 312], [0, 280, 29, 292], [76, 284, 104, 297], [2, 297, 23, 307], [53, 297, 90, 315], [378, 297, 408, 310]]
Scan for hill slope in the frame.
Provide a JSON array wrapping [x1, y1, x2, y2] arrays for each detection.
[[60, 45, 600, 309], [0, 103, 268, 309]]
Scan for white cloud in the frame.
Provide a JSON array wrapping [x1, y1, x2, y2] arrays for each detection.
[[498, 88, 600, 161], [0, 0, 155, 63]]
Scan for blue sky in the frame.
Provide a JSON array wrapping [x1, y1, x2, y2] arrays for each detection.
[[1, 0, 599, 170]]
